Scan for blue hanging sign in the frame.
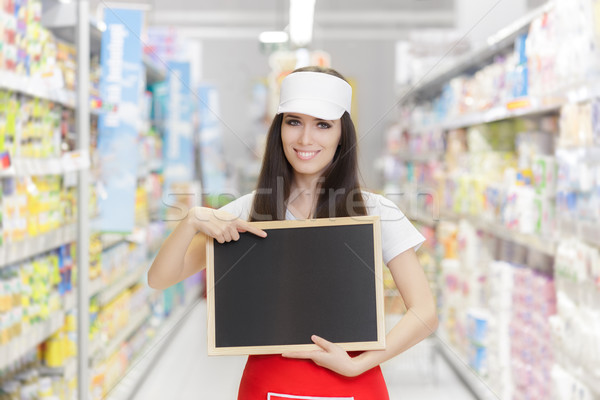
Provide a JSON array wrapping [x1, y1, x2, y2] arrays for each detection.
[[96, 8, 144, 233], [197, 85, 226, 196], [163, 61, 194, 187]]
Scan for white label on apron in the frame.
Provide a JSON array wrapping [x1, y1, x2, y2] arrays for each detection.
[[267, 393, 355, 400]]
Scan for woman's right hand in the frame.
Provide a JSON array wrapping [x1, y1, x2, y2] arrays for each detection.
[[186, 206, 267, 244]]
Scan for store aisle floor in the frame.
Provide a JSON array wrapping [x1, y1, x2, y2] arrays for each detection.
[[132, 300, 476, 400]]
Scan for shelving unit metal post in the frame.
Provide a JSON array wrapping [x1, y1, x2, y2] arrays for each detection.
[[76, 0, 91, 398]]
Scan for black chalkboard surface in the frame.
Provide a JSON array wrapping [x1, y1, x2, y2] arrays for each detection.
[[206, 216, 384, 355]]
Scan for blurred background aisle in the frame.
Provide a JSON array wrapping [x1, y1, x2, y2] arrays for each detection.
[[1, 0, 599, 399]]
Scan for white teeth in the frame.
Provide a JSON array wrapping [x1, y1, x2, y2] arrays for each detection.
[[298, 151, 316, 157]]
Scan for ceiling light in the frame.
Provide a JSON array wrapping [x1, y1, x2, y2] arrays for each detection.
[[289, 0, 316, 47]]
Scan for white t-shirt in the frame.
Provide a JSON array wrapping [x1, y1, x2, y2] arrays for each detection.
[[219, 191, 425, 265]]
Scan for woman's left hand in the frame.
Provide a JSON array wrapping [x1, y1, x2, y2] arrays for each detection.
[[282, 335, 365, 377]]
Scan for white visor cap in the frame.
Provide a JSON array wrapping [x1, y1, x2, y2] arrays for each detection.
[[277, 71, 352, 120]]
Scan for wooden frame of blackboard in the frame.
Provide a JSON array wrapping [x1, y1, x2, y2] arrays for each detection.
[[205, 215, 385, 356]]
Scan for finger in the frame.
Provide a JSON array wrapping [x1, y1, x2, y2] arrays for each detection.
[[282, 350, 323, 359], [214, 233, 225, 244], [223, 230, 233, 242], [230, 227, 240, 241], [311, 335, 335, 352], [238, 221, 267, 238]]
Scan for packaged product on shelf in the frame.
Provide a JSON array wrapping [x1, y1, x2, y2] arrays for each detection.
[[89, 234, 102, 281], [56, 41, 76, 92], [509, 266, 556, 400], [486, 261, 514, 400], [437, 217, 559, 398], [556, 145, 600, 238], [0, 319, 77, 399], [0, 266, 22, 344], [90, 55, 102, 110], [466, 308, 490, 377], [0, 92, 20, 157], [147, 221, 166, 255], [89, 296, 99, 343], [98, 242, 142, 284], [527, 0, 600, 96], [550, 239, 600, 397], [532, 154, 557, 197], [551, 364, 596, 400], [1, 0, 17, 72], [57, 244, 73, 296]]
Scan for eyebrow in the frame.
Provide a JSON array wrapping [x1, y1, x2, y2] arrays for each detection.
[[285, 114, 333, 123]]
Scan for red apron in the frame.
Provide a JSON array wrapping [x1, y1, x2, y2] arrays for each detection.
[[237, 354, 389, 400]]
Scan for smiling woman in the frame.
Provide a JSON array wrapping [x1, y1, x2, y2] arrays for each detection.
[[251, 67, 367, 221], [147, 66, 437, 400], [281, 113, 341, 189]]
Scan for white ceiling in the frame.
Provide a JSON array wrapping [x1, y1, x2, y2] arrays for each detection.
[[92, 0, 457, 40], [89, 0, 547, 41]]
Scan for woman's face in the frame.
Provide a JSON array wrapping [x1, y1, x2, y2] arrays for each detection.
[[281, 113, 342, 182]]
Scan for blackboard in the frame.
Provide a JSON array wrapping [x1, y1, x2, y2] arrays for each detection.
[[206, 216, 385, 355]]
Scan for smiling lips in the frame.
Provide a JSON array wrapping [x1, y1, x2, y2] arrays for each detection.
[[295, 149, 320, 160]]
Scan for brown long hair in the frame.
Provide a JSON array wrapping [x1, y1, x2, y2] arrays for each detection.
[[250, 66, 366, 221]]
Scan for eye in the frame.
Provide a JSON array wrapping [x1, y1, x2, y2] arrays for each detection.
[[285, 119, 301, 126], [317, 122, 331, 129]]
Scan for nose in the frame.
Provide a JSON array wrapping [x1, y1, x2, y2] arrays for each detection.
[[298, 126, 313, 145]]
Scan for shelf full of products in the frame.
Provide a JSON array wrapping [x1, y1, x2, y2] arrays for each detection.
[[0, 2, 202, 400], [384, 1, 600, 399]]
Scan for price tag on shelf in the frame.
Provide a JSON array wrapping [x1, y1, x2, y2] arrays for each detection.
[[485, 106, 508, 121], [566, 86, 589, 104], [506, 98, 531, 110], [62, 150, 91, 172]]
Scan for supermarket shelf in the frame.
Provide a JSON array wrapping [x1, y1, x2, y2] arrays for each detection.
[[576, 369, 600, 396], [558, 218, 600, 249], [39, 357, 77, 381], [413, 98, 562, 133], [0, 151, 91, 177], [0, 311, 65, 369], [100, 233, 128, 250], [406, 210, 439, 227], [99, 226, 149, 250], [105, 287, 202, 400], [444, 212, 556, 256], [405, 1, 554, 101], [411, 77, 600, 132], [0, 70, 76, 108], [93, 264, 148, 306], [573, 368, 600, 396], [396, 151, 444, 162], [555, 354, 600, 396], [0, 223, 77, 269], [42, 6, 166, 82], [436, 338, 499, 400], [42, 7, 104, 54], [90, 304, 151, 367]]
